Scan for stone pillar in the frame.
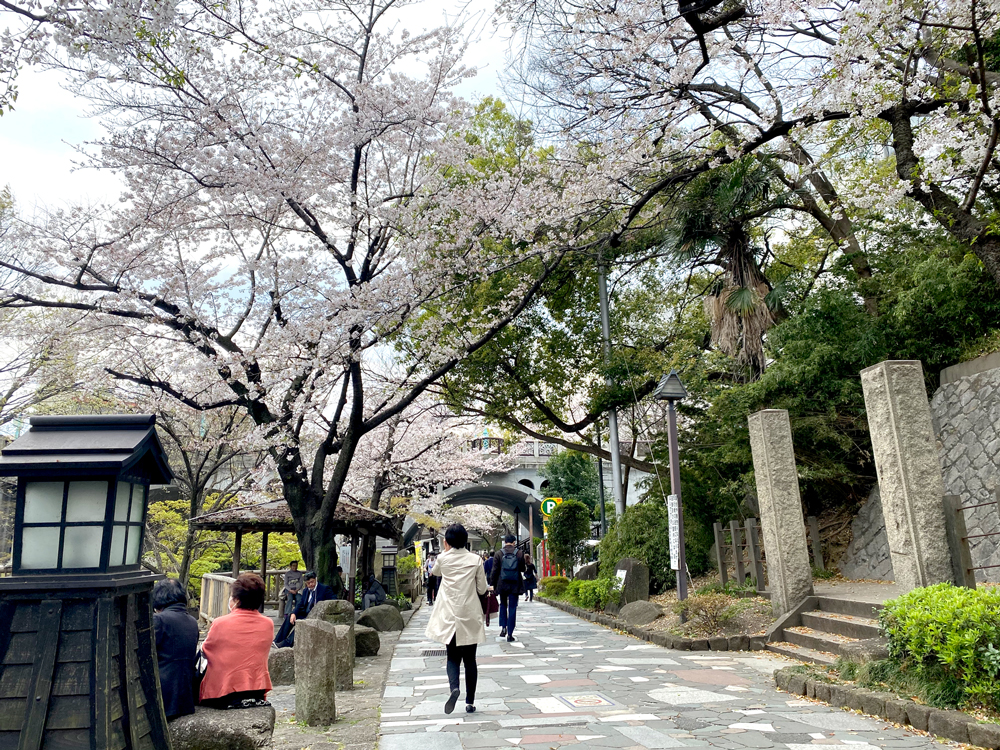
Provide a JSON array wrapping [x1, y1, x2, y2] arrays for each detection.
[[747, 409, 814, 615], [860, 360, 954, 589], [295, 619, 338, 725]]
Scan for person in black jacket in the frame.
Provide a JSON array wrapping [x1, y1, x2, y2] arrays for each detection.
[[274, 571, 336, 648], [489, 535, 525, 642], [152, 578, 200, 720]]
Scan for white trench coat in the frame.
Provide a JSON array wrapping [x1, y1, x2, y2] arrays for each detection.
[[424, 547, 488, 647]]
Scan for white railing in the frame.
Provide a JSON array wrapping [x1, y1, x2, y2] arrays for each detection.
[[199, 573, 235, 624]]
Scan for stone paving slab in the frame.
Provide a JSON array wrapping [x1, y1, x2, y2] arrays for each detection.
[[379, 599, 961, 750]]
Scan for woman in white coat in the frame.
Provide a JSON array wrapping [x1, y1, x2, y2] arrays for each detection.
[[425, 523, 489, 714]]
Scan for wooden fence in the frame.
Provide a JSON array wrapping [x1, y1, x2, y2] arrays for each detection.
[[199, 573, 235, 623], [199, 569, 286, 623], [713, 516, 824, 591]]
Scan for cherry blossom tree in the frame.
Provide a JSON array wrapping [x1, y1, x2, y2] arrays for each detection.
[[501, 0, 1000, 283], [0, 0, 583, 582]]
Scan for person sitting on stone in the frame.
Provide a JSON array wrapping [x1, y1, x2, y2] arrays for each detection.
[[152, 578, 199, 721], [200, 573, 273, 709], [274, 571, 335, 648], [362, 574, 387, 610], [271, 580, 302, 647], [278, 560, 304, 615]]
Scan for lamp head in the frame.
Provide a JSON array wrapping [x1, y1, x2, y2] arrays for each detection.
[[653, 370, 688, 402]]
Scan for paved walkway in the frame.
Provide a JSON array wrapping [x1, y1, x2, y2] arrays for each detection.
[[379, 600, 949, 750]]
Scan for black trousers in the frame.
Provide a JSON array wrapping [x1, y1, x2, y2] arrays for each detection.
[[446, 636, 478, 704], [200, 690, 268, 709]]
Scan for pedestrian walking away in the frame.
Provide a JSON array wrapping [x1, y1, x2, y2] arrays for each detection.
[[522, 554, 537, 602], [489, 534, 525, 641], [425, 523, 489, 715]]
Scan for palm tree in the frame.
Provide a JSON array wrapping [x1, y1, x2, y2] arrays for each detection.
[[666, 157, 783, 379]]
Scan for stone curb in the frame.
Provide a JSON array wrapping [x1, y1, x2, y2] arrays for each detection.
[[773, 667, 1000, 749], [537, 596, 767, 652]]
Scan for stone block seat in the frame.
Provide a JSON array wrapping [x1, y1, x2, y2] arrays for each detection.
[[169, 705, 276, 749], [356, 603, 404, 631]]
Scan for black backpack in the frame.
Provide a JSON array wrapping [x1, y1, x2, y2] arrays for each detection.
[[500, 550, 521, 582]]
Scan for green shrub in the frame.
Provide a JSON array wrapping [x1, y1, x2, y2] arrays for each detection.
[[397, 553, 418, 577], [564, 577, 621, 610], [538, 576, 569, 598], [880, 583, 1000, 710], [598, 502, 676, 594]]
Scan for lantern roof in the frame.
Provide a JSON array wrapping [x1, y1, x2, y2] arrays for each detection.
[[0, 414, 174, 483]]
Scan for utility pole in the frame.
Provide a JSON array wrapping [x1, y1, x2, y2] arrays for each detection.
[[596, 429, 608, 537], [597, 253, 625, 518]]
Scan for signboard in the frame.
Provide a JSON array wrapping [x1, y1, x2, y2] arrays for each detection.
[[667, 494, 680, 571], [541, 497, 563, 516]]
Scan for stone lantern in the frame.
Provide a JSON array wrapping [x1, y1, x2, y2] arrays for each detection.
[[0, 414, 174, 750]]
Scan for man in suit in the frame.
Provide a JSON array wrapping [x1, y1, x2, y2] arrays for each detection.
[[273, 571, 335, 647]]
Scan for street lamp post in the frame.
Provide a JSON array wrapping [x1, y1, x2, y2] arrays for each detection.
[[653, 371, 689, 603]]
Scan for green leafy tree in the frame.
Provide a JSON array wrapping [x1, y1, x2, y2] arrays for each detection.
[[547, 499, 592, 576], [598, 502, 674, 594], [540, 450, 600, 512]]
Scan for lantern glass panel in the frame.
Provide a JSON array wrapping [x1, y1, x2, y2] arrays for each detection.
[[125, 526, 142, 564], [66, 481, 109, 522], [24, 481, 64, 523], [129, 485, 145, 522], [110, 525, 127, 566], [20, 526, 60, 568], [63, 526, 104, 567], [115, 481, 131, 522]]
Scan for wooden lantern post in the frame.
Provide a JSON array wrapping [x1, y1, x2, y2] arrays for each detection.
[[0, 415, 175, 750]]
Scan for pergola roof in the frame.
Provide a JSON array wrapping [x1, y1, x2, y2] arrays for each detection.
[[189, 498, 400, 537]]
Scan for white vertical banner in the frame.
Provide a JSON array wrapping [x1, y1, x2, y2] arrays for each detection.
[[667, 494, 680, 571]]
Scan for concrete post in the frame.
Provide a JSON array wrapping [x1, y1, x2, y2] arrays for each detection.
[[747, 409, 814, 615], [860, 360, 954, 589]]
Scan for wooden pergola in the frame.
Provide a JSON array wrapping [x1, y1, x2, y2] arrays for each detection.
[[189, 498, 399, 600]]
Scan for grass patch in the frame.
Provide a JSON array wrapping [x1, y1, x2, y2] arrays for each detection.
[[837, 658, 965, 710]]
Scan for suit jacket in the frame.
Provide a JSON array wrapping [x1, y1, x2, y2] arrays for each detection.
[[199, 608, 273, 700], [153, 603, 199, 719], [425, 547, 488, 647], [294, 582, 335, 618]]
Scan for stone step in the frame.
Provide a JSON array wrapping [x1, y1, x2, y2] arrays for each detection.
[[782, 625, 858, 656], [800, 611, 881, 640], [815, 596, 883, 619], [766, 640, 838, 667]]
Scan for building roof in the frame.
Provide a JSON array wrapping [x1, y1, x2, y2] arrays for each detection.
[[189, 498, 399, 536], [0, 414, 174, 483]]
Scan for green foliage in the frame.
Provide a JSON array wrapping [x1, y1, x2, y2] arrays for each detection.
[[547, 499, 592, 573], [598, 502, 675, 594], [812, 567, 836, 580], [540, 451, 600, 511], [674, 593, 737, 632], [538, 575, 569, 598], [840, 658, 965, 710], [879, 583, 1000, 710], [397, 553, 418, 577], [563, 577, 621, 610], [695, 579, 756, 595]]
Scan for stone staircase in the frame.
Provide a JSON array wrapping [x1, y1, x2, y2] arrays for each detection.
[[766, 596, 884, 666]]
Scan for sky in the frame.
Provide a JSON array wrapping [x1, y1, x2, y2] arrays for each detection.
[[0, 0, 515, 213]]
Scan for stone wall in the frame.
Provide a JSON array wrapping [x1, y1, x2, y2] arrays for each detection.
[[838, 486, 894, 581], [838, 356, 1000, 582], [930, 365, 1000, 580]]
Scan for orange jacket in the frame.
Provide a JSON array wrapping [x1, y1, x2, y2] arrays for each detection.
[[199, 608, 274, 700]]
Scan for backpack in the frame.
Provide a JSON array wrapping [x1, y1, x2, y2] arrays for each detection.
[[500, 550, 521, 582]]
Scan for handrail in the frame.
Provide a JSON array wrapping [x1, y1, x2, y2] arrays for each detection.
[[199, 573, 236, 624]]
